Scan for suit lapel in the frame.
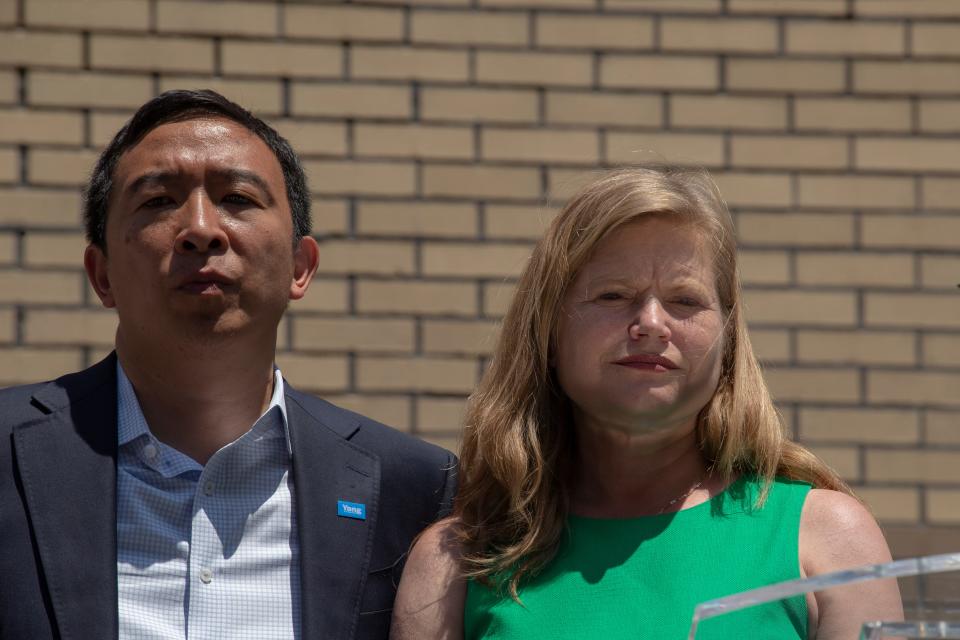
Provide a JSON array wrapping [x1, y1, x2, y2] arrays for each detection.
[[13, 360, 118, 640], [286, 393, 380, 640]]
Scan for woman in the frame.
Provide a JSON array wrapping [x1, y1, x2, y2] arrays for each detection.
[[391, 166, 902, 639]]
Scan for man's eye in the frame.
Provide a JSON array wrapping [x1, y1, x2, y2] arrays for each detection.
[[223, 193, 254, 205], [142, 196, 173, 208]]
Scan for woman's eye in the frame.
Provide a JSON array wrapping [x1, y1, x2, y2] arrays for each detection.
[[673, 296, 702, 307], [594, 291, 632, 305]]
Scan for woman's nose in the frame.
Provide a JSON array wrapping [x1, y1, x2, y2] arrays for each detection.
[[628, 298, 671, 342]]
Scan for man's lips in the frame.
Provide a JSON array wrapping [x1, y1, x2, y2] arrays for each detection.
[[176, 270, 236, 294], [613, 354, 679, 372]]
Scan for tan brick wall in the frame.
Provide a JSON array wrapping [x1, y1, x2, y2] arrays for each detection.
[[2, 0, 958, 542]]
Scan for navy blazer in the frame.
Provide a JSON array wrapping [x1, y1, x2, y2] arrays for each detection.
[[0, 353, 457, 640]]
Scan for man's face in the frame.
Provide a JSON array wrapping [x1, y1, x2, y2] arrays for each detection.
[[84, 117, 318, 345]]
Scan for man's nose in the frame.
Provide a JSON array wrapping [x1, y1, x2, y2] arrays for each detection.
[[628, 297, 671, 342], [175, 193, 228, 254]]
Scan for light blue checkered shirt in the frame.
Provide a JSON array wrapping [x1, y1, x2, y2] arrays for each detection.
[[116, 362, 301, 639]]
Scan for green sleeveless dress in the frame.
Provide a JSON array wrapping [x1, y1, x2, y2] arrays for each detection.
[[464, 476, 810, 640]]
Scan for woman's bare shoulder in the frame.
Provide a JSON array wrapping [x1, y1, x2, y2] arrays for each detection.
[[391, 518, 467, 640]]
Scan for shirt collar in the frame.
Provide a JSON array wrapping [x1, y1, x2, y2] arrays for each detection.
[[116, 361, 292, 457]]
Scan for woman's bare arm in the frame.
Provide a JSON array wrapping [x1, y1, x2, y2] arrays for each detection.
[[800, 489, 903, 640], [391, 519, 466, 640]]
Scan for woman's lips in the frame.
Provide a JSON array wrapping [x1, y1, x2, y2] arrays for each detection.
[[613, 354, 679, 372]]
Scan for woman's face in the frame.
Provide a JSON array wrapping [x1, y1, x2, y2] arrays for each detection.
[[553, 216, 726, 437]]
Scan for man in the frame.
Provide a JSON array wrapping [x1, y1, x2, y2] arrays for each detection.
[[0, 90, 456, 640]]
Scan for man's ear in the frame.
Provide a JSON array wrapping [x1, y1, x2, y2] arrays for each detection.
[[84, 244, 117, 308], [289, 235, 320, 301]]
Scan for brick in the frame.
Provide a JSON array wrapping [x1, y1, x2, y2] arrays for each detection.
[[924, 334, 960, 367], [727, 59, 845, 93], [312, 199, 350, 236], [860, 136, 960, 172], [356, 201, 476, 238], [799, 176, 915, 209], [423, 319, 498, 356], [546, 91, 662, 127], [670, 95, 787, 131], [796, 252, 914, 287], [922, 256, 960, 290], [537, 15, 653, 50], [0, 188, 82, 227], [604, 0, 721, 10], [867, 293, 960, 329], [602, 55, 717, 90], [0, 2, 14, 25], [795, 98, 911, 133], [800, 407, 919, 444], [857, 487, 921, 523], [927, 410, 960, 445], [743, 290, 857, 326], [476, 51, 592, 87], [0, 347, 84, 386], [870, 370, 960, 407], [355, 124, 473, 160], [352, 47, 468, 82], [355, 280, 478, 315], [0, 108, 83, 145], [24, 232, 85, 267], [856, 0, 960, 17], [739, 250, 790, 285], [377, 0, 468, 5], [270, 120, 346, 157], [291, 83, 410, 119], [421, 87, 538, 124], [729, 0, 846, 15], [416, 396, 468, 432], [91, 35, 213, 74], [26, 0, 149, 30], [161, 77, 283, 115], [712, 172, 792, 208], [863, 215, 960, 250], [919, 100, 960, 133], [0, 70, 15, 104], [546, 168, 602, 204], [928, 491, 960, 525], [295, 278, 349, 313], [924, 178, 960, 209], [274, 353, 348, 392], [738, 213, 855, 247], [750, 328, 790, 362], [30, 71, 153, 109], [422, 243, 532, 278], [293, 316, 414, 353], [484, 128, 598, 165], [357, 356, 477, 393], [867, 449, 960, 483], [221, 41, 341, 78], [912, 24, 960, 57], [807, 445, 860, 481], [765, 367, 861, 402], [285, 4, 403, 41], [486, 205, 555, 240], [23, 309, 117, 346], [0, 149, 17, 184], [325, 395, 410, 431], [482, 281, 516, 317], [605, 131, 724, 167], [0, 31, 82, 68], [28, 149, 98, 187], [0, 308, 13, 343], [158, 0, 276, 36], [0, 270, 83, 304], [0, 233, 14, 263], [481, 0, 593, 7], [303, 160, 415, 197], [787, 21, 904, 56], [797, 330, 916, 366], [856, 61, 960, 95], [662, 18, 777, 53], [90, 112, 132, 146], [731, 135, 848, 170], [422, 165, 541, 200], [315, 240, 414, 276], [413, 11, 527, 46]]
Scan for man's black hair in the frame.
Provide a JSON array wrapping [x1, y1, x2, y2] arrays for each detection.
[[83, 89, 311, 250]]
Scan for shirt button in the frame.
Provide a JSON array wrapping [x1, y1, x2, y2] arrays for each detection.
[[199, 568, 213, 584], [142, 444, 158, 460], [203, 482, 215, 496]]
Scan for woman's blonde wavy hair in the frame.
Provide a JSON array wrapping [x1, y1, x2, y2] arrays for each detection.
[[453, 165, 852, 598]]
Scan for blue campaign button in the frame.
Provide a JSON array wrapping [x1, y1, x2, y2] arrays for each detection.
[[337, 500, 366, 520]]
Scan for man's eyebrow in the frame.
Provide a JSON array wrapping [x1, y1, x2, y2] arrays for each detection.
[[122, 168, 277, 206], [124, 170, 177, 196]]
